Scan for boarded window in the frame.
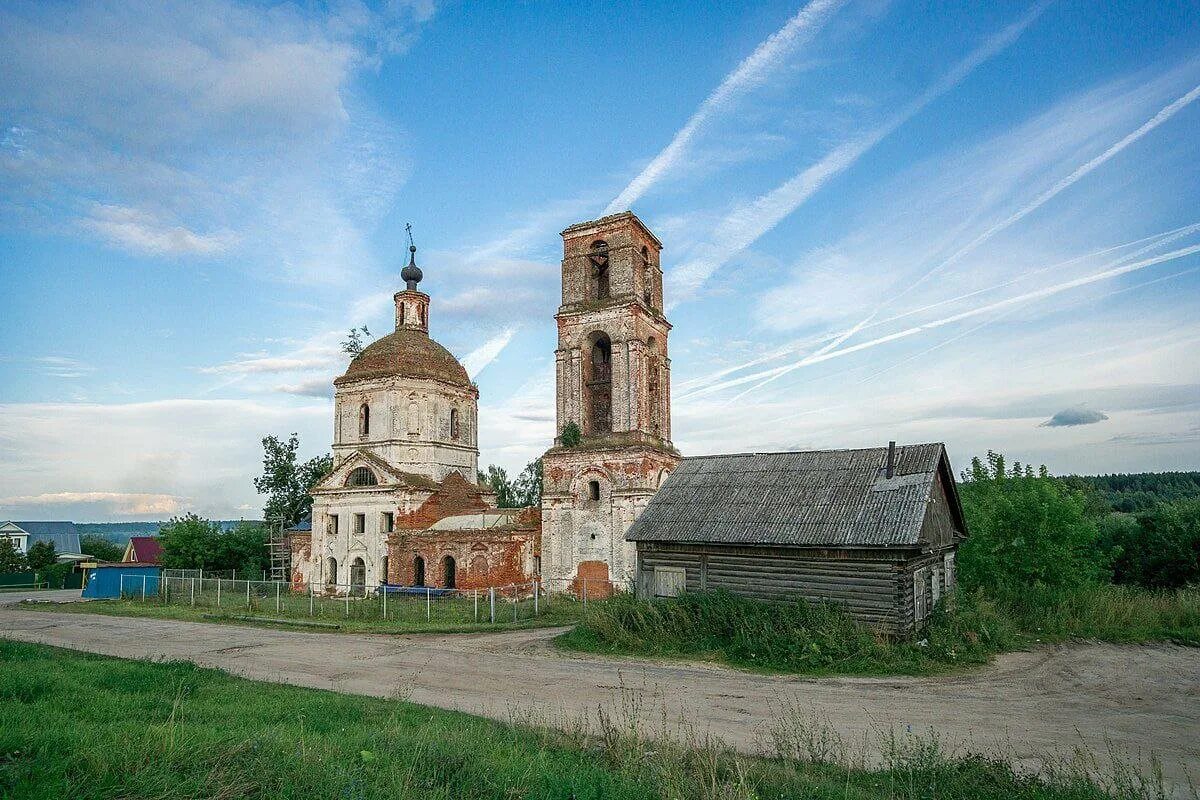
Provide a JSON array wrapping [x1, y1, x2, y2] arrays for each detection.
[[653, 566, 686, 598], [913, 567, 930, 623], [944, 552, 956, 591], [931, 566, 942, 606]]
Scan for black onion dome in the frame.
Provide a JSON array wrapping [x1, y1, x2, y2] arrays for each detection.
[[401, 245, 423, 290]]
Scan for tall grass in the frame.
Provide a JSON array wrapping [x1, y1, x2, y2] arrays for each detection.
[[1, 640, 1186, 800], [558, 586, 1199, 675]]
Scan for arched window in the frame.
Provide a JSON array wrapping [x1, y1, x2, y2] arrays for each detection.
[[442, 555, 456, 589], [588, 480, 600, 502], [641, 245, 652, 305], [589, 240, 610, 301], [413, 556, 425, 587], [407, 399, 420, 434], [398, 302, 406, 325], [358, 402, 370, 436], [585, 332, 612, 434], [347, 467, 378, 487], [450, 407, 460, 440], [325, 557, 337, 588]]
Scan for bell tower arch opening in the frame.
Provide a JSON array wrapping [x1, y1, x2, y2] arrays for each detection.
[[584, 331, 612, 435]]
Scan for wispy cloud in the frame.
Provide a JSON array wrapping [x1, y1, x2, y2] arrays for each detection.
[[35, 356, 94, 379], [668, 3, 1049, 303], [604, 0, 848, 215], [80, 203, 235, 256], [0, 491, 183, 517]]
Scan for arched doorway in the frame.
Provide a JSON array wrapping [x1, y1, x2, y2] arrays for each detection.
[[442, 555, 456, 589], [349, 557, 366, 597], [325, 557, 337, 589], [413, 556, 425, 587]]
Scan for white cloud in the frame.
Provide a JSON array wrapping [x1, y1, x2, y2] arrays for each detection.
[[0, 0, 435, 279], [80, 203, 235, 256], [35, 356, 94, 379], [605, 0, 847, 214], [0, 492, 183, 517]]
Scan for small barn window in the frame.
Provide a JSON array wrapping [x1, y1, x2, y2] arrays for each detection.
[[450, 407, 460, 440], [653, 566, 685, 598], [347, 467, 377, 487], [587, 480, 600, 502], [359, 403, 370, 436]]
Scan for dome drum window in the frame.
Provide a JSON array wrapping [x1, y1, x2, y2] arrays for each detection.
[[347, 467, 378, 487]]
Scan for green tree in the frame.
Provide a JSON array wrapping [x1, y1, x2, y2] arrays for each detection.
[[80, 534, 124, 563], [158, 514, 222, 570], [253, 433, 333, 527], [1104, 499, 1200, 589], [214, 522, 270, 577], [560, 422, 582, 447], [26, 541, 57, 572], [0, 538, 27, 573], [341, 325, 372, 357], [957, 451, 1109, 593], [481, 464, 515, 508], [511, 457, 543, 507]]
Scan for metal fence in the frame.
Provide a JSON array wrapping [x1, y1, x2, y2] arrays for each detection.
[[120, 573, 593, 625]]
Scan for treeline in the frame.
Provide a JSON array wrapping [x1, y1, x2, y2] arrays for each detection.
[[959, 453, 1199, 592]]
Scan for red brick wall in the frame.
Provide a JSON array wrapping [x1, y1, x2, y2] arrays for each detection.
[[395, 471, 490, 530], [387, 526, 537, 589]]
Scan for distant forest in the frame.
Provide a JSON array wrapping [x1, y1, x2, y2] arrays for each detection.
[[1061, 471, 1200, 512], [76, 520, 256, 545]]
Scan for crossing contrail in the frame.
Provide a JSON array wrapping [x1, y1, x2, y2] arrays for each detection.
[[668, 2, 1050, 302], [604, 0, 847, 215], [681, 242, 1200, 399]]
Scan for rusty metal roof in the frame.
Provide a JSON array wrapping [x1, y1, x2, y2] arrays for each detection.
[[626, 443, 963, 548]]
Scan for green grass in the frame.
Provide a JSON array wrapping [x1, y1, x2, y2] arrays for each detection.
[[557, 586, 1200, 676], [0, 640, 1180, 800], [24, 593, 583, 635]]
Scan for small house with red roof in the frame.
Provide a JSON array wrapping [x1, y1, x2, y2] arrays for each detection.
[[121, 536, 163, 565]]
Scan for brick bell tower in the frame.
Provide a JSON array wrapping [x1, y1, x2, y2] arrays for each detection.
[[541, 212, 680, 590]]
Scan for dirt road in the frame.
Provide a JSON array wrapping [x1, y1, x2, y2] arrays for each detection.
[[3, 591, 1197, 791]]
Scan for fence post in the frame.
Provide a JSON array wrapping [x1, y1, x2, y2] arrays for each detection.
[[246, 580, 251, 610], [382, 584, 387, 619], [582, 577, 587, 612], [474, 588, 478, 622], [190, 577, 195, 606], [275, 581, 280, 613], [513, 584, 518, 623], [425, 586, 431, 621], [141, 574, 147, 602], [345, 589, 349, 618], [534, 579, 539, 617], [217, 578, 221, 607], [309, 583, 314, 617], [489, 586, 495, 623]]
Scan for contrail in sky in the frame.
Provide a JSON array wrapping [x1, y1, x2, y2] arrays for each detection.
[[881, 80, 1200, 309], [604, 0, 847, 215], [682, 242, 1200, 399], [669, 2, 1050, 302]]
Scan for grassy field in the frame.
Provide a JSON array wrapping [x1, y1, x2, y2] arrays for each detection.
[[0, 639, 1177, 800], [556, 587, 1200, 676], [24, 593, 584, 635]]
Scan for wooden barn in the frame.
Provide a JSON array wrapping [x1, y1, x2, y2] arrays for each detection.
[[626, 442, 967, 635]]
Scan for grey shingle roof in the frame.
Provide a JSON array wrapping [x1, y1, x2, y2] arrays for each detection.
[[10, 521, 82, 553], [625, 443, 963, 548]]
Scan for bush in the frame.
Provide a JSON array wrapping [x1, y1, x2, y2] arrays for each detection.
[[559, 590, 1014, 676], [560, 422, 582, 447], [957, 451, 1110, 593], [80, 534, 124, 562], [1102, 499, 1200, 589], [159, 515, 269, 576]]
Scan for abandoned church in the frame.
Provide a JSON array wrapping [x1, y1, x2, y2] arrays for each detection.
[[289, 211, 965, 633]]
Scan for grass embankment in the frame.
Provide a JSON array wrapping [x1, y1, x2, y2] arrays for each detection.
[[0, 640, 1177, 800], [557, 587, 1200, 676], [24, 594, 583, 635]]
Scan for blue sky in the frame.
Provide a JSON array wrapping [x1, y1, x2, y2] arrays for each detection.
[[1, 0, 1198, 521]]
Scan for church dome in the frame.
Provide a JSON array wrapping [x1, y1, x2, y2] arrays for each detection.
[[334, 329, 472, 389]]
